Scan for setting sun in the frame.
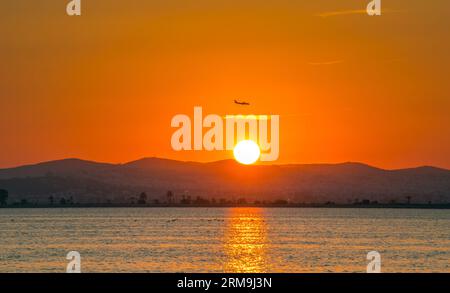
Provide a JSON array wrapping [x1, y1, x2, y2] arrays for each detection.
[[233, 140, 261, 165]]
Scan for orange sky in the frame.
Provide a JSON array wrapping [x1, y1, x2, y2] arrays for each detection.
[[1, 0, 449, 169]]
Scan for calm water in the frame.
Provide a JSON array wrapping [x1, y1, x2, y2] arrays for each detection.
[[0, 208, 449, 272]]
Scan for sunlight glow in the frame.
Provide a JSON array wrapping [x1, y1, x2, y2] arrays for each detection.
[[233, 140, 260, 165]]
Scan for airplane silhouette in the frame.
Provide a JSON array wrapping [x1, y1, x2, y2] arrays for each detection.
[[234, 99, 250, 106]]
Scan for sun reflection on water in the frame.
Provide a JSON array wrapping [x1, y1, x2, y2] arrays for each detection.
[[223, 208, 268, 273]]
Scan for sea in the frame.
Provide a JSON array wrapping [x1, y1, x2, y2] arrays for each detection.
[[0, 207, 449, 272]]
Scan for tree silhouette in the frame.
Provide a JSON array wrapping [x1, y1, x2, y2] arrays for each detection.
[[166, 191, 174, 205], [180, 195, 191, 205], [0, 189, 8, 206], [406, 196, 412, 205], [138, 192, 147, 204], [48, 196, 54, 205]]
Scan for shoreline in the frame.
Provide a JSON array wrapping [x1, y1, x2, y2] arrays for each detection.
[[1, 203, 450, 209]]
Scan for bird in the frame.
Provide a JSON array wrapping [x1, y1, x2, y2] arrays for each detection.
[[234, 99, 250, 106]]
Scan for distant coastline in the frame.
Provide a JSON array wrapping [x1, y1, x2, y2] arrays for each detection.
[[2, 203, 450, 209], [1, 158, 450, 208]]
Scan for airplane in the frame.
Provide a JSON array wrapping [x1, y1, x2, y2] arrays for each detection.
[[234, 99, 250, 106]]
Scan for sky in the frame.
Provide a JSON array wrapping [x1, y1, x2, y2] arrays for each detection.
[[1, 0, 449, 169]]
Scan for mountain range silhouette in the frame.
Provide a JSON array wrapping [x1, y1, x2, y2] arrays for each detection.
[[0, 158, 449, 204]]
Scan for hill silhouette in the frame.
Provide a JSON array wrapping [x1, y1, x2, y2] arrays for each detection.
[[0, 158, 449, 205]]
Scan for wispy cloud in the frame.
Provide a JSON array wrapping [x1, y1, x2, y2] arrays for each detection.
[[308, 60, 344, 66], [316, 9, 401, 18], [316, 9, 367, 18]]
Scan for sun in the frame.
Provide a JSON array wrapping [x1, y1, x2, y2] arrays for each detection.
[[233, 140, 261, 165]]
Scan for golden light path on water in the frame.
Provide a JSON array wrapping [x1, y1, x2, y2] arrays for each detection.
[[223, 208, 268, 272]]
